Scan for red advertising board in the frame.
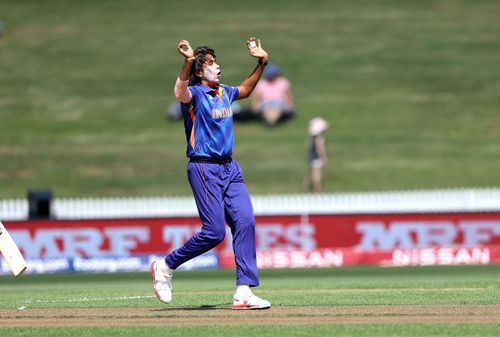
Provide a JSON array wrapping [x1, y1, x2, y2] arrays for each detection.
[[220, 246, 500, 268], [3, 212, 500, 259]]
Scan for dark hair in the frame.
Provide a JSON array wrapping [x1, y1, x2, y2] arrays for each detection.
[[189, 46, 216, 86]]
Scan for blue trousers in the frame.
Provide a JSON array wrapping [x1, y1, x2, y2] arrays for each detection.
[[165, 159, 259, 286]]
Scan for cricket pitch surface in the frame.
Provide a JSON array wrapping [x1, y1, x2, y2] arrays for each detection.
[[2, 305, 500, 327]]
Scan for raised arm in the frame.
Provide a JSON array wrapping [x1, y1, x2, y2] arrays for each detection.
[[237, 37, 269, 100], [174, 39, 195, 104]]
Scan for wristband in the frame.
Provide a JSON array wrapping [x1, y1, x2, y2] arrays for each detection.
[[258, 59, 268, 66], [185, 56, 196, 61]]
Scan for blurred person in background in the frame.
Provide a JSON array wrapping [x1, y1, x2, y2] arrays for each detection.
[[165, 100, 182, 120], [233, 63, 294, 125], [305, 117, 328, 193], [151, 37, 271, 310]]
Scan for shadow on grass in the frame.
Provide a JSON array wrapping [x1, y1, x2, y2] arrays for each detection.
[[153, 304, 231, 311]]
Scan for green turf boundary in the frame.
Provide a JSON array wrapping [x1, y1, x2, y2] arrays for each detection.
[[1, 324, 499, 337], [2, 0, 500, 197]]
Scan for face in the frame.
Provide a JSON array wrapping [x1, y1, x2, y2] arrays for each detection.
[[200, 54, 221, 84]]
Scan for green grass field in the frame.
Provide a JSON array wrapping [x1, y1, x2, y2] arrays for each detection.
[[1, 0, 500, 198], [0, 265, 499, 336]]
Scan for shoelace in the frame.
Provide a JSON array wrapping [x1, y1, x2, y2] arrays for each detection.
[[235, 293, 262, 303], [156, 278, 171, 291]]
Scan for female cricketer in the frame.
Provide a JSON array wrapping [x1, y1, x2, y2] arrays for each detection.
[[151, 37, 271, 310]]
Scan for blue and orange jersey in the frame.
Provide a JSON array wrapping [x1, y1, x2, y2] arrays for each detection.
[[181, 83, 239, 158]]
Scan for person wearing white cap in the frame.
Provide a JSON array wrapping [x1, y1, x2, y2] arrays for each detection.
[[306, 117, 329, 192]]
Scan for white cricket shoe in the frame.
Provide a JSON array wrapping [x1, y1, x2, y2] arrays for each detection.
[[232, 289, 271, 310], [151, 260, 173, 304]]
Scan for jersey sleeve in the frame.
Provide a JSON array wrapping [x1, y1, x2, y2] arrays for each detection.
[[223, 85, 239, 103], [187, 86, 197, 106]]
